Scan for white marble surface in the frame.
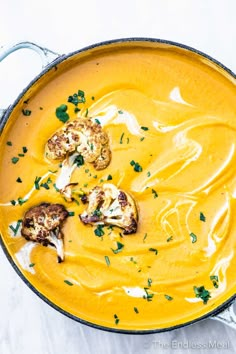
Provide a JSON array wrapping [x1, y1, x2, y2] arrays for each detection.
[[0, 1, 235, 353]]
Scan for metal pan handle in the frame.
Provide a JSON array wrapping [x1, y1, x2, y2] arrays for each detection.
[[211, 301, 236, 329], [0, 41, 60, 119]]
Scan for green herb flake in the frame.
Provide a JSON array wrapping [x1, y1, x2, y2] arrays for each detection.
[[141, 126, 149, 131], [29, 263, 35, 268], [134, 307, 139, 314], [22, 146, 28, 153], [210, 275, 219, 288], [149, 248, 158, 255], [147, 278, 152, 287], [16, 177, 22, 183], [130, 160, 135, 166], [147, 171, 151, 177], [40, 183, 50, 190], [165, 294, 173, 301], [22, 109, 31, 116], [18, 197, 27, 206], [104, 255, 110, 266], [6, 141, 12, 146], [55, 104, 69, 123], [10, 200, 16, 206], [190, 232, 197, 243], [118, 110, 123, 114], [167, 236, 173, 242], [74, 155, 84, 167], [85, 108, 89, 117], [91, 96, 95, 101], [140, 137, 145, 142], [34, 176, 41, 190], [64, 280, 73, 286], [114, 314, 120, 325], [120, 132, 125, 144], [53, 183, 60, 192], [9, 220, 22, 236], [111, 241, 124, 254], [68, 211, 75, 217], [143, 233, 148, 242], [18, 154, 25, 157], [94, 225, 105, 237], [107, 174, 112, 181], [12, 157, 19, 164], [200, 212, 206, 222], [193, 285, 211, 304], [143, 288, 154, 301], [130, 161, 142, 172], [95, 118, 101, 125], [151, 189, 158, 198]]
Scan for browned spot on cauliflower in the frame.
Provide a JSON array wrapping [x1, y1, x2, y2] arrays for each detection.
[[45, 117, 111, 170], [79, 183, 138, 234], [21, 203, 69, 263]]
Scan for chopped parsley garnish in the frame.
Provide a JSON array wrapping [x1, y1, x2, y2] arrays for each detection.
[[147, 171, 151, 177], [12, 157, 19, 164], [190, 232, 197, 243], [141, 126, 149, 131], [6, 141, 12, 146], [200, 212, 206, 222], [85, 108, 89, 117], [55, 104, 69, 123], [74, 107, 80, 113], [16, 177, 22, 183], [92, 209, 102, 217], [147, 278, 152, 287], [193, 285, 211, 304], [107, 174, 112, 181], [68, 211, 75, 217], [143, 288, 154, 301], [18, 197, 27, 206], [134, 307, 139, 314], [151, 189, 158, 198], [165, 294, 173, 301], [120, 132, 125, 144], [94, 225, 105, 237], [111, 241, 124, 254], [10, 200, 16, 206], [114, 314, 119, 325], [74, 154, 84, 166], [29, 263, 35, 267], [130, 160, 142, 172], [34, 176, 41, 190], [143, 233, 148, 242], [22, 109, 31, 116], [22, 146, 28, 153], [167, 236, 173, 242], [118, 110, 123, 114], [91, 96, 95, 101], [95, 118, 101, 125], [18, 153, 25, 157], [53, 183, 60, 192], [40, 182, 50, 190], [104, 255, 110, 266], [149, 248, 158, 255], [68, 90, 85, 106], [9, 220, 22, 236], [210, 275, 219, 288], [140, 137, 145, 142], [64, 280, 73, 286]]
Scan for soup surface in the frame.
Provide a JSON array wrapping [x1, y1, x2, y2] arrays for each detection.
[[0, 42, 236, 330]]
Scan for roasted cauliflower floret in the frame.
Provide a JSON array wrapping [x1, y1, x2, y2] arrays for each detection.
[[79, 183, 138, 234], [21, 203, 69, 263], [45, 117, 111, 170]]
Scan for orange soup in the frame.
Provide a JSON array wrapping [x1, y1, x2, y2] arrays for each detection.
[[0, 41, 236, 330]]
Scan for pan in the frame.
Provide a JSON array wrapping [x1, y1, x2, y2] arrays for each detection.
[[0, 38, 235, 333]]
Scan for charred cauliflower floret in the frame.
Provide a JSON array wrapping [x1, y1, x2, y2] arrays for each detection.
[[21, 203, 69, 263], [45, 117, 111, 170], [79, 183, 138, 234]]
